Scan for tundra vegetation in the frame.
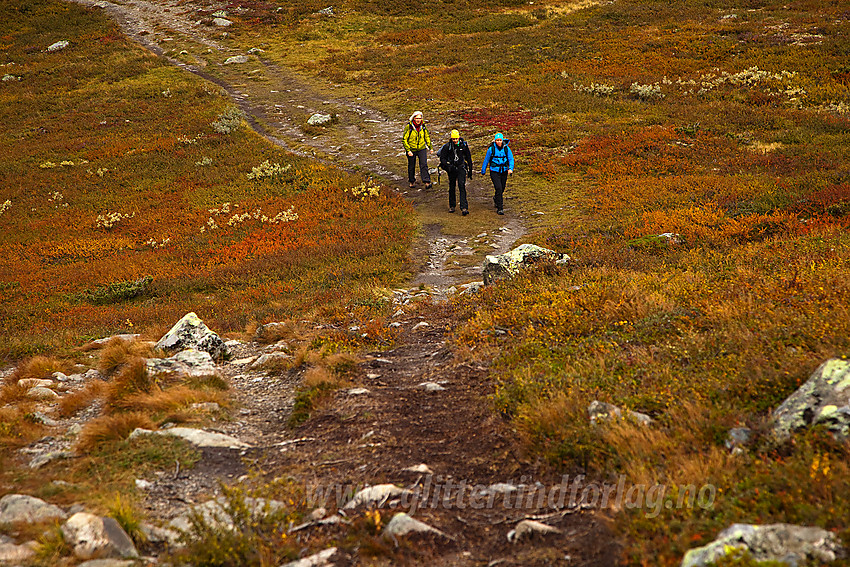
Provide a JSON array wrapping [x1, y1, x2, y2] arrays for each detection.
[[1, 0, 849, 564]]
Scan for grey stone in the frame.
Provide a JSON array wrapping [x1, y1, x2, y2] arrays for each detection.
[[681, 523, 845, 567], [306, 113, 332, 126], [588, 400, 652, 426], [771, 358, 850, 442], [29, 450, 74, 470], [383, 513, 450, 540], [26, 386, 59, 401], [459, 281, 484, 295], [0, 494, 67, 524], [347, 388, 370, 396], [0, 540, 36, 563], [281, 547, 338, 567], [212, 17, 232, 27], [223, 55, 248, 64], [61, 512, 139, 560], [251, 352, 291, 370], [418, 382, 445, 392], [483, 244, 570, 285], [146, 348, 217, 379], [139, 523, 180, 546], [129, 427, 250, 449], [154, 312, 227, 360], [2, 74, 21, 82], [29, 411, 60, 427], [725, 427, 753, 450]]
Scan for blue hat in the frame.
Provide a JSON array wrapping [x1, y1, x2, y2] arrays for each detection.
[[494, 132, 504, 141]]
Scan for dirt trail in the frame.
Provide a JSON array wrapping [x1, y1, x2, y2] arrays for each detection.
[[61, 1, 620, 564]]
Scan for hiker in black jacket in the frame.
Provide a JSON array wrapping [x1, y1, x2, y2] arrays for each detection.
[[437, 130, 473, 215]]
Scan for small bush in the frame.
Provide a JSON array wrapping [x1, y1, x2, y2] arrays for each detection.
[[211, 106, 246, 134], [84, 276, 153, 305]]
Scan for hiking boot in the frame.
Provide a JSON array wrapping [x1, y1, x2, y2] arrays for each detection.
[[425, 182, 433, 189], [449, 207, 455, 213], [409, 182, 415, 188], [497, 209, 504, 215], [462, 209, 469, 216]]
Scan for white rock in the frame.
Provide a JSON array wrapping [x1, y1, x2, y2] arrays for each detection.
[[412, 322, 430, 331], [281, 547, 338, 567], [402, 463, 433, 475], [251, 352, 291, 370], [0, 540, 36, 563], [154, 312, 227, 360], [213, 17, 232, 27], [307, 113, 332, 126], [224, 55, 248, 64], [130, 427, 250, 449], [61, 512, 139, 560], [135, 479, 153, 490], [169, 497, 284, 533], [343, 484, 411, 510], [383, 513, 451, 539], [47, 40, 70, 52], [29, 451, 74, 470], [418, 382, 445, 392], [146, 348, 217, 379], [26, 386, 59, 401], [0, 494, 66, 524], [347, 388, 370, 396], [507, 519, 561, 542]]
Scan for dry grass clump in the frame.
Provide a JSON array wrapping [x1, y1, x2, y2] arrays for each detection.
[[76, 412, 156, 453], [7, 356, 71, 383], [105, 357, 154, 411], [98, 338, 153, 376], [119, 385, 229, 416], [57, 380, 108, 418]]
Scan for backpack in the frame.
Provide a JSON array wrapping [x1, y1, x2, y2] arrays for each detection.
[[487, 140, 512, 171]]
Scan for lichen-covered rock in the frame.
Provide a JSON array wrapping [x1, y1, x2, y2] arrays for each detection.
[[61, 513, 139, 561], [681, 523, 845, 567], [307, 113, 332, 126], [383, 513, 450, 540], [154, 312, 227, 360], [771, 358, 850, 442], [482, 244, 570, 285], [588, 400, 652, 426], [146, 348, 218, 379], [169, 497, 285, 534], [129, 427, 250, 449], [0, 494, 67, 524], [343, 484, 412, 510], [223, 55, 248, 64]]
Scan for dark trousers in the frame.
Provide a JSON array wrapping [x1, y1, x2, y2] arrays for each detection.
[[448, 168, 468, 210], [407, 148, 431, 184], [490, 170, 508, 210]]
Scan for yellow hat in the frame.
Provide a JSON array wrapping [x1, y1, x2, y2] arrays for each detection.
[[450, 129, 460, 139]]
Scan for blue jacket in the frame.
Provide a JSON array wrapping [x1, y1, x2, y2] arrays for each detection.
[[481, 142, 514, 174]]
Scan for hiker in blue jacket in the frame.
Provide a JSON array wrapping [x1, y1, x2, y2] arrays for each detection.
[[480, 132, 514, 215]]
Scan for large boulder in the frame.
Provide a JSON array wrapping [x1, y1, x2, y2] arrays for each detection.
[[146, 348, 218, 379], [61, 512, 139, 561], [0, 494, 67, 525], [482, 244, 570, 285], [771, 358, 850, 442], [681, 523, 845, 567], [154, 312, 227, 360]]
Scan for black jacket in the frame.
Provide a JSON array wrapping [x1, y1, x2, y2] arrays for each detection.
[[437, 139, 473, 173]]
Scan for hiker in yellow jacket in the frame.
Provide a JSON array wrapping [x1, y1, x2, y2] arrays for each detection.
[[402, 110, 433, 189]]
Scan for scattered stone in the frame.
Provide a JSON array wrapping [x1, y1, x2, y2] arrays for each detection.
[[78, 559, 139, 567], [130, 427, 250, 449], [343, 484, 412, 510], [230, 356, 257, 365], [419, 382, 445, 392], [281, 547, 338, 567], [61, 513, 139, 561], [154, 312, 228, 360], [212, 17, 232, 27], [0, 539, 36, 564], [725, 427, 753, 450], [146, 348, 217, 379], [18, 378, 53, 389], [2, 74, 21, 82], [366, 373, 381, 379], [135, 479, 153, 490], [47, 40, 70, 52], [28, 411, 60, 427], [483, 244, 570, 285], [507, 519, 562, 542], [26, 386, 59, 401], [169, 497, 284, 533], [412, 322, 430, 331], [251, 352, 291, 370], [771, 358, 850, 442], [588, 400, 653, 426], [223, 55, 248, 64], [29, 450, 74, 470], [85, 334, 140, 348], [307, 113, 332, 126], [316, 6, 334, 16], [309, 507, 327, 522], [190, 402, 221, 413], [347, 388, 370, 396], [52, 371, 68, 381], [247, 47, 264, 54], [459, 281, 484, 295], [139, 523, 180, 546], [681, 523, 846, 567], [402, 463, 433, 475], [383, 513, 451, 540]]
